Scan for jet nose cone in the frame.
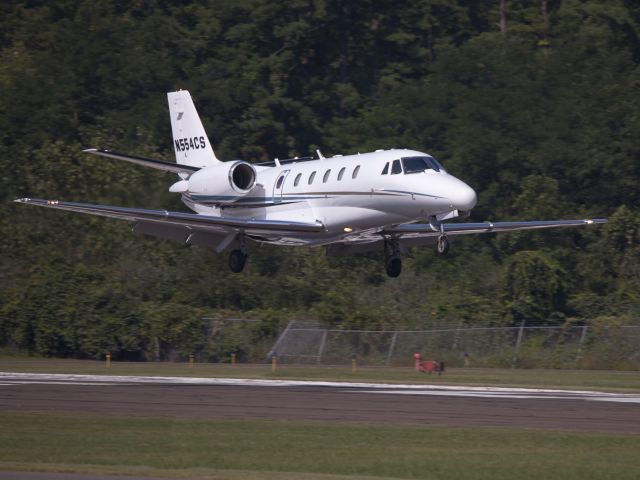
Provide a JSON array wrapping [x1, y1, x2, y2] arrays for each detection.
[[453, 182, 477, 211]]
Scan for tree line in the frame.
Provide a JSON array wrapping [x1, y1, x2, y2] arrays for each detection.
[[0, 0, 638, 360]]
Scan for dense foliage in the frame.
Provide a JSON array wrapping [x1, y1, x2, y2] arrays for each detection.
[[1, 0, 638, 360]]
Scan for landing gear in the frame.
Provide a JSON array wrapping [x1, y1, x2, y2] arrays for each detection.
[[228, 249, 247, 273], [436, 235, 450, 255], [384, 238, 402, 278], [385, 256, 402, 278], [431, 216, 450, 256], [228, 234, 248, 273]]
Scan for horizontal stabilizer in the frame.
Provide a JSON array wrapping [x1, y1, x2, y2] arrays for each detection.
[[83, 149, 199, 174]]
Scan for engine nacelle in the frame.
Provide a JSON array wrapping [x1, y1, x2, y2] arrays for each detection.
[[186, 161, 257, 203]]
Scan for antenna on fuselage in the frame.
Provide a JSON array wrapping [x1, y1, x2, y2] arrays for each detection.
[[316, 149, 325, 160]]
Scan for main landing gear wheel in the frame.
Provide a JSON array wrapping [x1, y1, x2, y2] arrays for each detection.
[[385, 256, 402, 278], [384, 237, 403, 278], [436, 235, 450, 255], [228, 249, 247, 273]]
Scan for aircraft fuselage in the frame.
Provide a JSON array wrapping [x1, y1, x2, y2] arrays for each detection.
[[183, 149, 477, 246]]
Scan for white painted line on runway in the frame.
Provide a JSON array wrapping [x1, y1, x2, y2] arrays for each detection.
[[1, 372, 639, 403], [0, 381, 120, 386], [361, 389, 640, 403]]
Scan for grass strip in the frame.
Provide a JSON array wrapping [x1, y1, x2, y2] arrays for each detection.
[[0, 462, 389, 480], [1, 412, 639, 480], [1, 358, 639, 392]]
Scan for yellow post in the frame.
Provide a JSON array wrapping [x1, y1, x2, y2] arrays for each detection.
[[105, 352, 111, 369], [464, 353, 470, 367], [189, 353, 194, 368], [271, 354, 277, 373], [231, 353, 236, 365]]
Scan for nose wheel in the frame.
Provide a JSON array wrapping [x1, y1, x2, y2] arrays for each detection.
[[436, 235, 450, 255]]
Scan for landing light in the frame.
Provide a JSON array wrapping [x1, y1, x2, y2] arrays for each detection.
[[343, 227, 353, 233]]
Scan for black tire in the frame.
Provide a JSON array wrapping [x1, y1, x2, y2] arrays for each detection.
[[436, 235, 450, 255], [228, 250, 247, 273], [385, 257, 402, 278]]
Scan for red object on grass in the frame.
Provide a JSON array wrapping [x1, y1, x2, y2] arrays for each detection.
[[413, 353, 438, 373]]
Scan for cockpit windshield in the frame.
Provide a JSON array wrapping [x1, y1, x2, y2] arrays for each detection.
[[401, 156, 445, 173]]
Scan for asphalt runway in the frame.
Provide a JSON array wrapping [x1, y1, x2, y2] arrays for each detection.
[[1, 373, 639, 434]]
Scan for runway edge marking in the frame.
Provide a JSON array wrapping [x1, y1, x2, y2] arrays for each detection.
[[1, 372, 639, 403]]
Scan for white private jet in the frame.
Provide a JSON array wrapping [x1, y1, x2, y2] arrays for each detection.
[[15, 90, 607, 277]]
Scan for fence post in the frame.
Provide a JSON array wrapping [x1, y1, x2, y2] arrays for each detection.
[[575, 324, 589, 366], [452, 321, 463, 350], [511, 320, 526, 368], [316, 330, 328, 364], [268, 320, 295, 360], [385, 331, 399, 366]]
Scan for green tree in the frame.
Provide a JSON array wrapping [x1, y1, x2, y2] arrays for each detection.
[[505, 251, 567, 323]]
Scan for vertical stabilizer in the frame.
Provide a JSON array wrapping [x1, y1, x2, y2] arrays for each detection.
[[167, 90, 220, 167]]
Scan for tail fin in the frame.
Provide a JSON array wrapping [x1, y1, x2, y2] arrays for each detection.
[[167, 90, 220, 167]]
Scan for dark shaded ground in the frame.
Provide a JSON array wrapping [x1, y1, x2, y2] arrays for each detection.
[[1, 381, 639, 434]]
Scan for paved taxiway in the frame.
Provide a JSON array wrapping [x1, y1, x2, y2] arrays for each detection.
[[1, 373, 639, 433]]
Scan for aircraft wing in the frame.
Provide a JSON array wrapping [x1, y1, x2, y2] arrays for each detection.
[[383, 219, 608, 237], [327, 218, 607, 256], [14, 198, 324, 240]]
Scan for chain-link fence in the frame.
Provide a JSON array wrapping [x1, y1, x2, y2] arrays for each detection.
[[268, 321, 640, 370]]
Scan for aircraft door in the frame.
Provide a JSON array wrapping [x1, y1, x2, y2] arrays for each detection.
[[272, 170, 290, 204]]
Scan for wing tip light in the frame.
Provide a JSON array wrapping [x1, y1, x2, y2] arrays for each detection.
[[14, 198, 60, 205]]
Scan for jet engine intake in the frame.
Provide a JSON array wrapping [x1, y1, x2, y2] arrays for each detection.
[[229, 161, 256, 192], [187, 160, 257, 203]]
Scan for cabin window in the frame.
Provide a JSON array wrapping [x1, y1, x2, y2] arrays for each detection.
[[276, 175, 284, 189], [352, 165, 360, 179], [294, 173, 302, 186], [391, 159, 402, 175], [323, 169, 331, 183], [308, 171, 316, 184], [337, 167, 346, 181], [381, 162, 389, 175]]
